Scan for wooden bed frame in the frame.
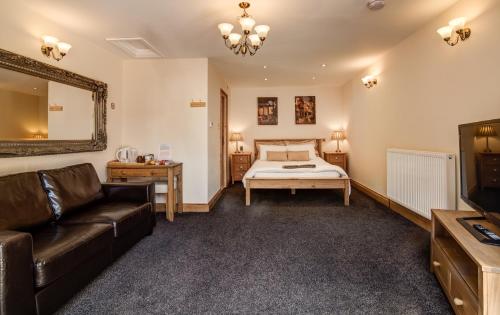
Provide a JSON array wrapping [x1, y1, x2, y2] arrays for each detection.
[[245, 139, 350, 206]]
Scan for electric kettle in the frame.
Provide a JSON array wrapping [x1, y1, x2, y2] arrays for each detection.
[[116, 147, 138, 163]]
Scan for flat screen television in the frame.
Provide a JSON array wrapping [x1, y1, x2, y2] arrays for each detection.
[[459, 119, 500, 237]]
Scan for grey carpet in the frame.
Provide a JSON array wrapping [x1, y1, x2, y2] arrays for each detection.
[[56, 186, 452, 315]]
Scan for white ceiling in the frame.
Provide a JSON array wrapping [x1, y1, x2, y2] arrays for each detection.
[[18, 0, 459, 87]]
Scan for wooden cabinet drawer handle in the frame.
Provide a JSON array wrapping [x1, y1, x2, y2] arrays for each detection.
[[432, 261, 441, 267], [453, 298, 464, 306]]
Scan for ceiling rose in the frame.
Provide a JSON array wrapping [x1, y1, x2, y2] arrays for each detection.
[[217, 2, 270, 57]]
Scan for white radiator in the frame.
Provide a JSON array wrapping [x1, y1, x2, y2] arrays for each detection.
[[387, 149, 456, 219]]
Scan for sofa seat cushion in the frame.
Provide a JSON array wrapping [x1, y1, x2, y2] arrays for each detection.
[[60, 202, 151, 238], [32, 223, 113, 288]]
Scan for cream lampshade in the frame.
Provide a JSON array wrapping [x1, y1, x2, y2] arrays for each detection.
[[331, 130, 346, 152], [230, 132, 243, 153], [476, 125, 498, 152]]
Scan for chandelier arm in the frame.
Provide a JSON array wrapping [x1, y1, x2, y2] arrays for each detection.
[[446, 36, 460, 46], [224, 39, 233, 49], [233, 43, 241, 55], [247, 45, 258, 55]]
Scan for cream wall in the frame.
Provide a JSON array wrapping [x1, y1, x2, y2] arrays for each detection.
[[47, 81, 94, 140], [0, 2, 123, 180], [207, 62, 230, 198], [122, 59, 211, 204], [0, 90, 45, 139], [229, 85, 346, 156], [342, 0, 500, 209]]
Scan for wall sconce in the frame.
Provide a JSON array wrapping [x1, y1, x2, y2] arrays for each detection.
[[41, 35, 72, 61], [437, 17, 471, 46], [361, 75, 377, 88]]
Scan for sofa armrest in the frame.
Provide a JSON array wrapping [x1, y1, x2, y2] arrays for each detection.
[[102, 182, 155, 205], [0, 231, 36, 315], [101, 182, 156, 227]]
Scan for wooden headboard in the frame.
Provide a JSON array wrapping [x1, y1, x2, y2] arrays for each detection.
[[254, 139, 324, 160]]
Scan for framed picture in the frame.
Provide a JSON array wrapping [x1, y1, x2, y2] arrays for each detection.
[[295, 96, 316, 124], [257, 97, 278, 125]]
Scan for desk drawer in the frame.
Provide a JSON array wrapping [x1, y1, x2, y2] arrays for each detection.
[[450, 269, 479, 315], [432, 241, 451, 291], [233, 162, 250, 172], [327, 155, 345, 163], [234, 155, 250, 163], [484, 156, 500, 166], [484, 175, 500, 187], [232, 171, 246, 181], [110, 168, 167, 178]]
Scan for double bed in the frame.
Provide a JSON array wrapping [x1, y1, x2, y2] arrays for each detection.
[[243, 139, 350, 206]]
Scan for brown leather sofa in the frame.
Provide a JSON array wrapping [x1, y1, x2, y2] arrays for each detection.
[[0, 163, 155, 315]]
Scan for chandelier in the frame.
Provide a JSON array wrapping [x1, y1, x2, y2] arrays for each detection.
[[217, 2, 270, 57]]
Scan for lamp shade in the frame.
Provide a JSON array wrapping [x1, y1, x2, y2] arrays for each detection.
[[331, 130, 346, 140], [436, 26, 452, 39], [477, 125, 498, 137], [230, 132, 243, 141], [218, 23, 234, 36], [42, 35, 59, 48]]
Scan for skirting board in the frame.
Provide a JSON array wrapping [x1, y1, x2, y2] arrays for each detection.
[[351, 180, 431, 232], [182, 188, 225, 213]]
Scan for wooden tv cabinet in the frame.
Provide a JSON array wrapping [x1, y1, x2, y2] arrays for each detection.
[[431, 210, 500, 314]]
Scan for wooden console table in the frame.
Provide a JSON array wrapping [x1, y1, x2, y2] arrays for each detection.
[[431, 210, 500, 314], [106, 162, 183, 222]]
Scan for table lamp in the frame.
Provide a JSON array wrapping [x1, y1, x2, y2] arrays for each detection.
[[476, 125, 497, 152], [230, 132, 243, 153], [331, 130, 346, 153]]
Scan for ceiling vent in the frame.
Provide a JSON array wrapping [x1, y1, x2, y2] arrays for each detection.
[[367, 0, 385, 10], [105, 37, 163, 58]]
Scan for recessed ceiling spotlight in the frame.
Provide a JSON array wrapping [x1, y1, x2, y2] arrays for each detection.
[[321, 64, 327, 68], [263, 65, 267, 69], [33, 87, 38, 90], [264, 78, 268, 81], [367, 0, 385, 11]]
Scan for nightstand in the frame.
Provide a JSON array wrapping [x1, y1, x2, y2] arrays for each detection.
[[324, 152, 348, 172], [231, 152, 252, 184]]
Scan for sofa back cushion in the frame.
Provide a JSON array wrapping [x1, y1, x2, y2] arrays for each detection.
[[38, 163, 104, 219], [0, 172, 54, 230]]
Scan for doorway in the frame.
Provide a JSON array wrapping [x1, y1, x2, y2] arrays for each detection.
[[220, 89, 229, 188]]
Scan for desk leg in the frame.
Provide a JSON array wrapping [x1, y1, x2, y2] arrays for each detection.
[[177, 166, 183, 213], [166, 168, 175, 222]]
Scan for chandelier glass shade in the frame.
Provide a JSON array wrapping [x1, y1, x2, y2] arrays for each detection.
[[218, 2, 270, 56]]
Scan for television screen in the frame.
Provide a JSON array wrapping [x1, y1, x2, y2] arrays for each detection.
[[459, 119, 500, 222]]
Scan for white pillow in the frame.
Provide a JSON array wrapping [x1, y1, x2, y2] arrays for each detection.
[[259, 144, 287, 160], [286, 144, 316, 160]]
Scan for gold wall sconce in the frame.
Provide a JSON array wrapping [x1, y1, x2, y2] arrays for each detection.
[[41, 35, 72, 61], [361, 75, 377, 88], [437, 17, 471, 47]]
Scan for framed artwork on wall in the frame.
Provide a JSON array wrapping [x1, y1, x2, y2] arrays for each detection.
[[295, 96, 316, 125], [257, 97, 278, 125]]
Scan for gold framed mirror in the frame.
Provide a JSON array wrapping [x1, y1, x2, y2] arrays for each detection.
[[0, 48, 107, 157]]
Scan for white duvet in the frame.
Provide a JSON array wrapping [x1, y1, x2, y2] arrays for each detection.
[[243, 156, 349, 190]]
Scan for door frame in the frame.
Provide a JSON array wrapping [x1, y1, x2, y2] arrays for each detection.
[[220, 89, 229, 188]]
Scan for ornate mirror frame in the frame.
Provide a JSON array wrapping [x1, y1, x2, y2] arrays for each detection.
[[0, 48, 107, 157]]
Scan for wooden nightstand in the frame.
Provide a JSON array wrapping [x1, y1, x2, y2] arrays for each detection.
[[478, 153, 500, 190], [324, 152, 348, 172], [231, 152, 252, 184]]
